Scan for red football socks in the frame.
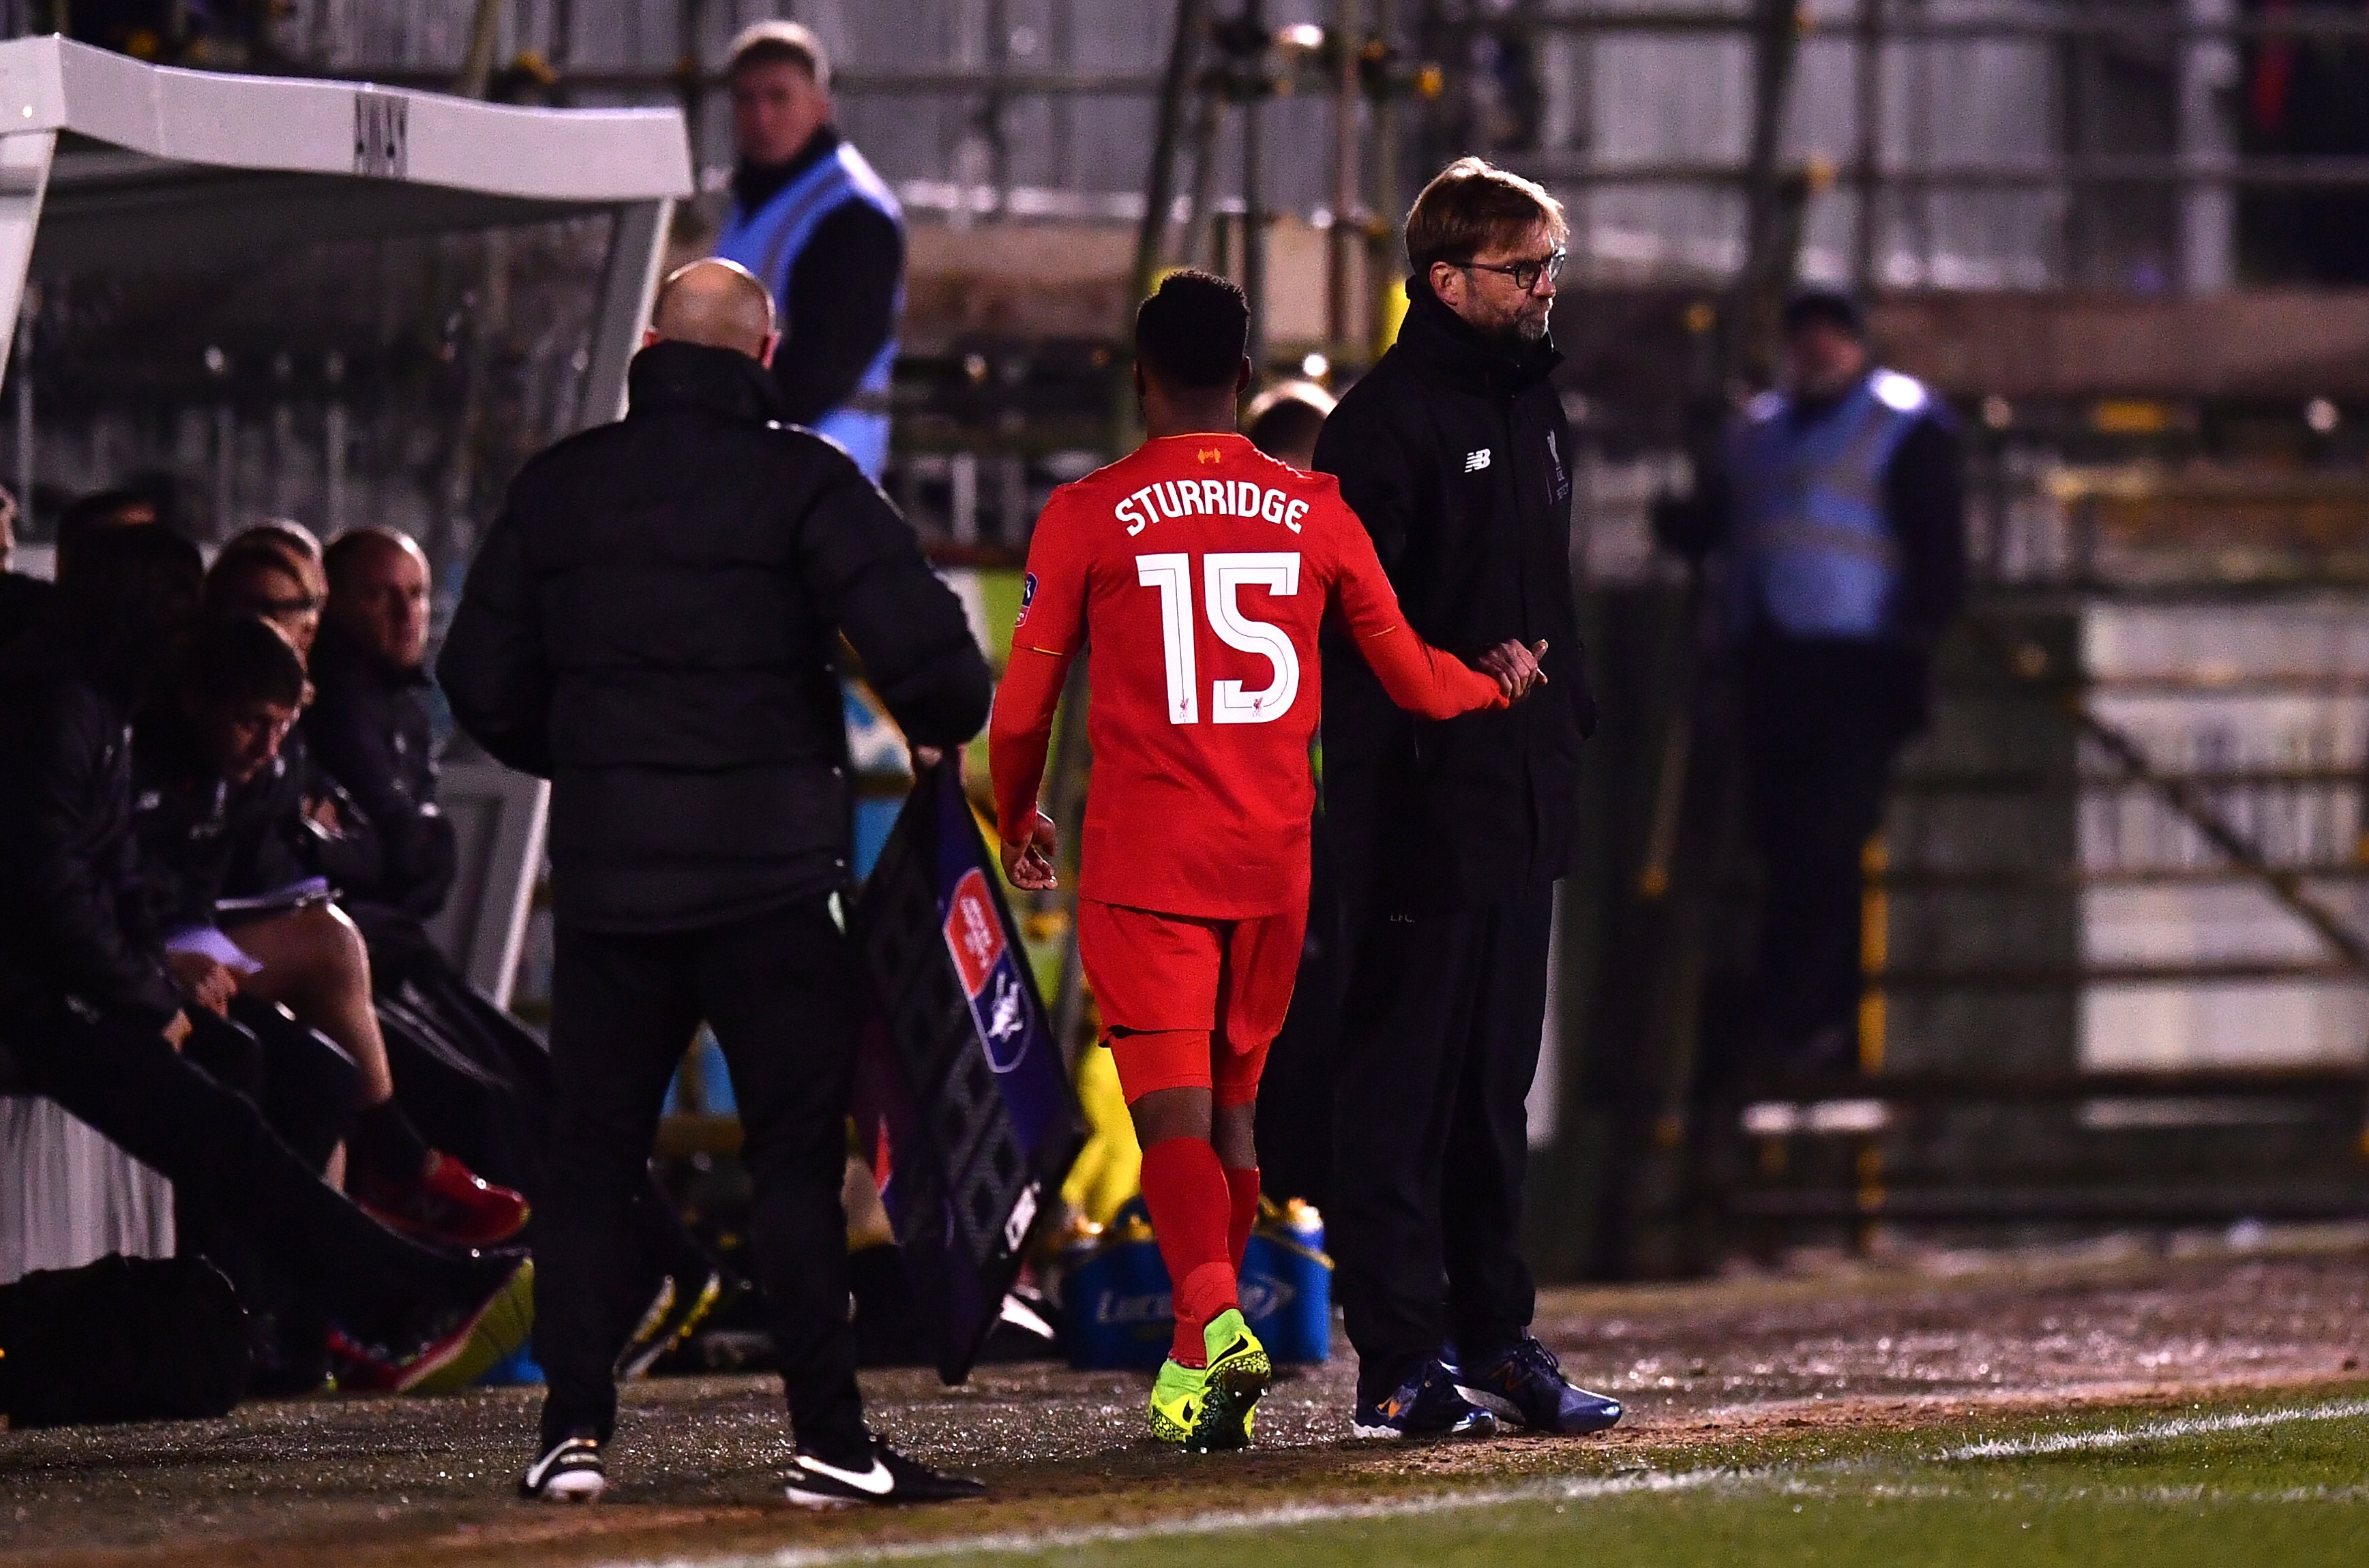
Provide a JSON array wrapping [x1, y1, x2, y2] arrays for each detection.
[[1138, 1136, 1236, 1367], [1225, 1164, 1260, 1273]]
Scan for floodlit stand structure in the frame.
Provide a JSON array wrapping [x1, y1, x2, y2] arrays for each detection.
[[0, 33, 690, 1009]]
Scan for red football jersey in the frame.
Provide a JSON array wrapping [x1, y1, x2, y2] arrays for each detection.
[[990, 432, 1502, 919]]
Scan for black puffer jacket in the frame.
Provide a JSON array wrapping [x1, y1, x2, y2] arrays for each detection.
[[306, 620, 457, 920], [0, 631, 181, 1028], [439, 340, 994, 933], [1313, 282, 1597, 916]]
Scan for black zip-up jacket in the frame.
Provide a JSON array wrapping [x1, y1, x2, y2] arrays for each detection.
[[306, 619, 458, 920], [128, 710, 368, 936], [438, 340, 994, 933], [0, 629, 182, 1027], [1312, 282, 1598, 916]]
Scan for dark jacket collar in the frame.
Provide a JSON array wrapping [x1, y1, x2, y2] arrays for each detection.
[[626, 340, 788, 425], [1393, 279, 1563, 398], [731, 125, 842, 215]]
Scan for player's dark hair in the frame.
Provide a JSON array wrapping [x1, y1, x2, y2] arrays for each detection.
[[55, 487, 155, 579], [55, 523, 204, 698], [1135, 269, 1249, 391], [182, 613, 309, 712], [1246, 394, 1330, 464]]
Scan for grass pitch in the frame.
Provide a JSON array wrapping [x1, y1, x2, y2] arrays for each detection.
[[726, 1393, 2369, 1568]]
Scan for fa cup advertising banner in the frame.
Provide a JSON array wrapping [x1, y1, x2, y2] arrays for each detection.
[[850, 762, 1086, 1384]]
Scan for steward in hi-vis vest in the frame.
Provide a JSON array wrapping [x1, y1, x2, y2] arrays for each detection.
[[717, 22, 906, 481], [1653, 286, 1967, 1085], [1724, 365, 1935, 642]]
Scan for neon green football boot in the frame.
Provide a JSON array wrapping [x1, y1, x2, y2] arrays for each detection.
[[1198, 1307, 1272, 1451], [1148, 1356, 1211, 1445]]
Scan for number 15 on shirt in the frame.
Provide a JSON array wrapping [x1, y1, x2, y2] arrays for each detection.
[[1135, 551, 1301, 727]]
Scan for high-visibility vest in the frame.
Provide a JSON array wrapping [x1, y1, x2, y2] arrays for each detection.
[[716, 140, 904, 481], [1723, 368, 1931, 641]]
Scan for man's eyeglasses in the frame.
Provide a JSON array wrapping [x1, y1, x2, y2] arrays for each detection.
[[1454, 250, 1566, 292]]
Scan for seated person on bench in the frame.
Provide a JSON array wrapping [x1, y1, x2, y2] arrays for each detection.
[[137, 589, 529, 1251], [0, 525, 532, 1393]]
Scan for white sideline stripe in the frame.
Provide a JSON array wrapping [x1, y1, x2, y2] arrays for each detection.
[[602, 1398, 2369, 1568], [1939, 1396, 2369, 1461], [602, 1468, 1735, 1568]]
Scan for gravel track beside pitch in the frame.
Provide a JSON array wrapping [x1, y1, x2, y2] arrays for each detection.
[[3, 1234, 2362, 1568]]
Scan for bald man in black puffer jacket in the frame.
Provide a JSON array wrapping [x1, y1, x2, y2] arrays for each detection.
[[441, 258, 990, 1506]]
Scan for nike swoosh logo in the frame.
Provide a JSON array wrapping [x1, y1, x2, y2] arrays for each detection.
[[797, 1454, 893, 1496], [1217, 1337, 1251, 1361], [526, 1443, 594, 1488]]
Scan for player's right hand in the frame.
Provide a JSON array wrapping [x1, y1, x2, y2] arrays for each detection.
[[167, 950, 238, 1016], [1002, 811, 1060, 891], [162, 1010, 192, 1051]]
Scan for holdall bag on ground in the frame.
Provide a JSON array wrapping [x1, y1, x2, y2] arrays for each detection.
[[850, 760, 1088, 1385], [0, 1252, 250, 1427]]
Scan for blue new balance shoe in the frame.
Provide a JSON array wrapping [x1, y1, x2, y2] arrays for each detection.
[[1351, 1357, 1499, 1441], [1445, 1333, 1623, 1436]]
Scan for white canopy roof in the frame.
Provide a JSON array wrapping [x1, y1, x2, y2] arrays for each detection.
[[0, 35, 689, 267], [0, 33, 689, 432]]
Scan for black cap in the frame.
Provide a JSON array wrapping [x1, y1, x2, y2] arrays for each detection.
[[1781, 285, 1866, 339]]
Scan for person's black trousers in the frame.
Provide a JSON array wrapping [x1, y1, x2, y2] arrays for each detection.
[[3, 991, 492, 1336], [1328, 881, 1553, 1402], [358, 904, 719, 1289], [1738, 637, 1924, 1074], [177, 1002, 360, 1381], [536, 896, 865, 1459]]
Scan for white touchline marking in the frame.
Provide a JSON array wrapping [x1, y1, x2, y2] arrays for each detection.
[[1937, 1396, 2369, 1462], [597, 1398, 2369, 1568], [597, 1468, 1738, 1568]]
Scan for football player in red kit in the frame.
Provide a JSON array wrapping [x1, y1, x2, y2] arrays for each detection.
[[989, 271, 1545, 1451]]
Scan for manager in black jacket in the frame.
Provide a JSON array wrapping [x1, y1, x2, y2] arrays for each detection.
[[1309, 158, 1620, 1441], [440, 259, 992, 1507]]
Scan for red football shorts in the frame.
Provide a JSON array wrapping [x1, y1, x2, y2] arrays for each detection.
[[1076, 897, 1307, 1109]]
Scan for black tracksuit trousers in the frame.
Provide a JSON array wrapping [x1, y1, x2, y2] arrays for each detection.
[[1328, 882, 1553, 1402], [535, 896, 866, 1460], [5, 991, 490, 1335]]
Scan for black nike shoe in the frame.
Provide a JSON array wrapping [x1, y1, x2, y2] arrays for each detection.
[[782, 1441, 986, 1509], [1351, 1357, 1500, 1441], [519, 1427, 606, 1503], [1445, 1333, 1624, 1436]]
